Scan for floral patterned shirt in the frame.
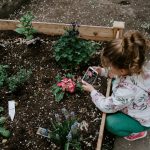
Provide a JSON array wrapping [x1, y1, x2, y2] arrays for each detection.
[[90, 62, 150, 127]]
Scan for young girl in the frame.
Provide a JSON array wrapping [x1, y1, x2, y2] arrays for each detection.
[[82, 31, 150, 141]]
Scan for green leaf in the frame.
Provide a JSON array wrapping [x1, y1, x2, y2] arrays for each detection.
[[53, 87, 62, 96], [55, 55, 60, 61], [31, 28, 37, 33], [15, 28, 26, 34], [64, 142, 70, 150], [0, 107, 4, 113], [0, 117, 6, 125], [26, 35, 34, 40], [55, 74, 62, 81], [66, 73, 74, 78], [55, 92, 65, 102], [0, 127, 11, 138]]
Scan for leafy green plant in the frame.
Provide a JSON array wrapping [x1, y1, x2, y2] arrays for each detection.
[[53, 23, 100, 70], [48, 108, 82, 150], [0, 65, 31, 92], [15, 11, 37, 40], [8, 68, 32, 92], [51, 74, 82, 102], [0, 65, 9, 88], [0, 106, 11, 138]]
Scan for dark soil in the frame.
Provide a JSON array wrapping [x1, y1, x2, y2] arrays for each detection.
[[0, 31, 115, 150], [2, 0, 150, 149]]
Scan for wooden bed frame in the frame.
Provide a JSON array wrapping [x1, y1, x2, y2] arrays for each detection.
[[0, 19, 125, 149]]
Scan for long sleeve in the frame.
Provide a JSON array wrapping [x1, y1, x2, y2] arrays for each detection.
[[90, 84, 136, 113]]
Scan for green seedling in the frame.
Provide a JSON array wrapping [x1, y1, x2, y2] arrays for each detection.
[[0, 117, 6, 125], [0, 127, 11, 138], [15, 11, 37, 40]]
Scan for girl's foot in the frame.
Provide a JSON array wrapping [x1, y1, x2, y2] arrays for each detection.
[[124, 131, 147, 141]]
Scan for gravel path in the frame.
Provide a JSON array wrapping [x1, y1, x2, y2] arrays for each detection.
[[9, 0, 150, 34]]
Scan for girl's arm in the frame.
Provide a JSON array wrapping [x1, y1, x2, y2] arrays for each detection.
[[90, 88, 135, 113], [82, 79, 136, 113]]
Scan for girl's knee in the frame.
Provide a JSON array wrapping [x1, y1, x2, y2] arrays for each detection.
[[106, 114, 120, 133]]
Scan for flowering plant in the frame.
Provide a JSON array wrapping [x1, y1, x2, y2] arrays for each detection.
[[51, 74, 82, 102], [48, 108, 82, 150], [57, 78, 76, 93]]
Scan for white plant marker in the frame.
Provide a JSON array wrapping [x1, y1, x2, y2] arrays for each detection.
[[8, 100, 15, 121]]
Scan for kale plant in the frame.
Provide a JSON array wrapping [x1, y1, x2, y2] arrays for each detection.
[[53, 23, 100, 70], [8, 68, 32, 92], [15, 11, 37, 40]]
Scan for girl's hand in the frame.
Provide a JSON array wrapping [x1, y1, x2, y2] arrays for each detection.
[[82, 80, 95, 92], [93, 66, 115, 78], [92, 66, 102, 75]]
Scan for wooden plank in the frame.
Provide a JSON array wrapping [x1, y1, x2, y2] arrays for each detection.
[[96, 79, 112, 150], [0, 19, 124, 41], [96, 30, 121, 150], [33, 22, 114, 41], [79, 25, 114, 41], [0, 20, 19, 30]]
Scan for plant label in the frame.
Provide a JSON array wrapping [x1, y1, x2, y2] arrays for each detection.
[[36, 127, 49, 138], [8, 100, 15, 121]]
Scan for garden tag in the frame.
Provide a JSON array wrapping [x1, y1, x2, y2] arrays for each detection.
[[8, 100, 15, 121], [36, 127, 49, 138]]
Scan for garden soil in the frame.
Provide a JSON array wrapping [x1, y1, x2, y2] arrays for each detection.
[[0, 30, 112, 150], [0, 0, 150, 150]]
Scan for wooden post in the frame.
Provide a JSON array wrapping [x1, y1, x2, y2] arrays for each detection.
[[113, 21, 125, 39], [96, 21, 124, 150]]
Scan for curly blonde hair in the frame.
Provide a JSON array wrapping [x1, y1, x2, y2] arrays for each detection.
[[101, 31, 147, 74]]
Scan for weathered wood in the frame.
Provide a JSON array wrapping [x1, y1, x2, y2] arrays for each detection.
[[0, 19, 124, 41], [96, 30, 121, 150], [113, 21, 125, 39]]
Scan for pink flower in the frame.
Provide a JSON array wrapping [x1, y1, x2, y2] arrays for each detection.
[[57, 82, 63, 86], [62, 78, 69, 83], [66, 81, 76, 93], [57, 82, 66, 91], [87, 71, 92, 77], [57, 78, 76, 93]]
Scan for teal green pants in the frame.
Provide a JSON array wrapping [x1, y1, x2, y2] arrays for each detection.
[[105, 112, 150, 137]]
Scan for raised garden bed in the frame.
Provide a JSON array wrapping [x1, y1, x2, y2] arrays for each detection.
[[0, 19, 124, 150]]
